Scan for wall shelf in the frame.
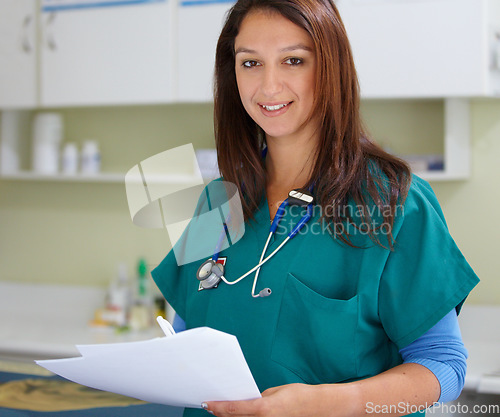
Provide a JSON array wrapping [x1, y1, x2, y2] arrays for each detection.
[[411, 98, 471, 181], [0, 171, 201, 184], [0, 169, 462, 183], [0, 171, 126, 183], [414, 170, 468, 182], [0, 98, 472, 184]]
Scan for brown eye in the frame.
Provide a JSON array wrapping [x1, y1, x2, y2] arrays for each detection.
[[284, 57, 303, 66], [243, 60, 260, 68]]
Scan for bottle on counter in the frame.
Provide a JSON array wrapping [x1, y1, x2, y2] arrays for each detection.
[[154, 296, 167, 319], [129, 258, 154, 331], [137, 258, 148, 301], [105, 262, 132, 328]]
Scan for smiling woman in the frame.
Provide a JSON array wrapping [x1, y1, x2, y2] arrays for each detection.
[[213, 0, 407, 236], [234, 10, 317, 148], [151, 1, 479, 417]]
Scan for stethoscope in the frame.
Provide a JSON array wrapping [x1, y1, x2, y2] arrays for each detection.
[[196, 188, 314, 298]]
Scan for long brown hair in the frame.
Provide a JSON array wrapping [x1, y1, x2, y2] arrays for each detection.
[[214, 0, 410, 248]]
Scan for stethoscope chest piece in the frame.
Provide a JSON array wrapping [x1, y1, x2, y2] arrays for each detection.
[[196, 259, 225, 289]]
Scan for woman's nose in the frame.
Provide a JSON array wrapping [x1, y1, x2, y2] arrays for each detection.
[[261, 67, 283, 97]]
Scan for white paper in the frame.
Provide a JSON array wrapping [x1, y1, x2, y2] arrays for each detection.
[[36, 327, 261, 409]]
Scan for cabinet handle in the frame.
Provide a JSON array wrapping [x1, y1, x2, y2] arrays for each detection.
[[22, 15, 33, 53], [45, 12, 57, 51], [494, 32, 500, 71]]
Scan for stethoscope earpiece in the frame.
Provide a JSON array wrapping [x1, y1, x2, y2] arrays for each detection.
[[258, 288, 272, 298]]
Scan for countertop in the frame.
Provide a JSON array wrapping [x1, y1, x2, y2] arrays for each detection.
[[0, 281, 163, 360], [0, 281, 499, 394]]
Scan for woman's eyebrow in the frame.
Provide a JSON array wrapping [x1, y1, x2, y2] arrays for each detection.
[[234, 44, 313, 55], [235, 47, 256, 55], [279, 44, 313, 53]]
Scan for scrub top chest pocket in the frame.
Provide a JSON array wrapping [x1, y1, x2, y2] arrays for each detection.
[[271, 272, 359, 385]]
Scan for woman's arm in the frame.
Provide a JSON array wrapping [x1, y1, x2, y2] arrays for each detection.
[[399, 309, 467, 403], [204, 309, 468, 417], [203, 363, 439, 417]]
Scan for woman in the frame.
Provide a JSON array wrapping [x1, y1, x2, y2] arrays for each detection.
[[152, 1, 479, 416]]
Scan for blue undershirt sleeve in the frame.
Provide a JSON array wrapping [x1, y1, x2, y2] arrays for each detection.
[[399, 309, 467, 403], [172, 313, 187, 333]]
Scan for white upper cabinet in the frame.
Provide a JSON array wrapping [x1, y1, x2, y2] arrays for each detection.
[[178, 0, 500, 101], [337, 0, 500, 98], [0, 0, 37, 108], [1, 0, 499, 107], [177, 0, 234, 102], [39, 0, 174, 106]]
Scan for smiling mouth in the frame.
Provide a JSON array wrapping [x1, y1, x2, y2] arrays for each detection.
[[259, 102, 292, 112]]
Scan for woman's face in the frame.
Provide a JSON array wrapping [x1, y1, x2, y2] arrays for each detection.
[[234, 10, 317, 143]]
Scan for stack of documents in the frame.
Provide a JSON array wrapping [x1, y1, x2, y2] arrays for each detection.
[[36, 320, 261, 409]]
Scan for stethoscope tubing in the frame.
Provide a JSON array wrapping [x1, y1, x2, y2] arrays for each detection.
[[219, 234, 290, 286], [251, 231, 275, 297], [219, 202, 313, 294]]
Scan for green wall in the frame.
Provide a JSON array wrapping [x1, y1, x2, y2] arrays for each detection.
[[0, 100, 498, 304], [0, 104, 215, 290]]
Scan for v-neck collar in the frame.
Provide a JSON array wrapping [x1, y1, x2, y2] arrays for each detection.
[[252, 193, 274, 246]]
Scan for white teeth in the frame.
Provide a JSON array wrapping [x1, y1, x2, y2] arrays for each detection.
[[262, 103, 289, 111]]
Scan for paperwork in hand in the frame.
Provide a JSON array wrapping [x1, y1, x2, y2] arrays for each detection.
[[36, 325, 261, 409]]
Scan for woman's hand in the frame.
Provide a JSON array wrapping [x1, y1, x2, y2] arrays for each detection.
[[202, 383, 356, 417], [202, 363, 440, 417]]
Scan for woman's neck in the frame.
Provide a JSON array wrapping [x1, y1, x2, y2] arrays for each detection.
[[265, 133, 317, 185], [265, 133, 319, 218]]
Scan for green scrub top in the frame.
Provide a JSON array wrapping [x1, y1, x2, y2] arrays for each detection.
[[152, 175, 479, 417]]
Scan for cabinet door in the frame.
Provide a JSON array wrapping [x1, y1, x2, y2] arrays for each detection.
[[177, 0, 234, 102], [0, 0, 37, 108], [40, 0, 174, 106], [338, 0, 491, 98]]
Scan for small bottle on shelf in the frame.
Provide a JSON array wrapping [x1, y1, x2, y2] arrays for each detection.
[[61, 143, 79, 175], [32, 112, 63, 174], [81, 140, 101, 174]]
